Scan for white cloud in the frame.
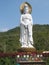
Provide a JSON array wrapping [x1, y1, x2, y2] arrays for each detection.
[[0, 28, 9, 32]]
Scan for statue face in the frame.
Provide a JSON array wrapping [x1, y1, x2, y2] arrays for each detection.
[[24, 4, 29, 14]]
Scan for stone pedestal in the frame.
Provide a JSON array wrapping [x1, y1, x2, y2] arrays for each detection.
[[17, 47, 36, 52], [17, 61, 46, 65], [16, 47, 46, 65]]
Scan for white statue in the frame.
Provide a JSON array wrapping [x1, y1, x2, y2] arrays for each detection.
[[20, 2, 34, 48]]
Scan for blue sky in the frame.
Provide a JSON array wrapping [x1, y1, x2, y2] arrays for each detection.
[[0, 0, 49, 32]]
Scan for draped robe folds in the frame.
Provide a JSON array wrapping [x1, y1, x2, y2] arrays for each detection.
[[20, 13, 34, 47]]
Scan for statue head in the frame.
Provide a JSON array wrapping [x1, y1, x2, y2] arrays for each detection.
[[24, 3, 29, 14], [20, 2, 32, 14]]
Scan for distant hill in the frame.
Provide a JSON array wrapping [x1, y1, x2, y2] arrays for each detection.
[[0, 24, 49, 53]]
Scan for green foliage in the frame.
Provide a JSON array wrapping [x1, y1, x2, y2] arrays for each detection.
[[33, 25, 49, 51], [0, 25, 49, 53], [0, 25, 49, 64], [0, 27, 20, 53], [0, 57, 16, 65]]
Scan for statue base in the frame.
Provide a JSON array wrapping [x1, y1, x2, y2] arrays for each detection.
[[17, 47, 36, 52], [16, 47, 46, 65], [17, 61, 46, 65]]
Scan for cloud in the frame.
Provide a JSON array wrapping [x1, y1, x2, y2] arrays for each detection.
[[0, 28, 9, 32]]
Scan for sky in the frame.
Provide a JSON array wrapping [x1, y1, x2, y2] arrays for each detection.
[[0, 0, 49, 32]]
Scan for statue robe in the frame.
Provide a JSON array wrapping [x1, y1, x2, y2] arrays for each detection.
[[20, 13, 33, 47]]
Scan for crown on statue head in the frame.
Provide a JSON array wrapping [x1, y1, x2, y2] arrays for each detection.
[[20, 2, 32, 14]]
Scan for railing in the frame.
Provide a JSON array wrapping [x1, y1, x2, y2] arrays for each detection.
[[0, 52, 49, 65]]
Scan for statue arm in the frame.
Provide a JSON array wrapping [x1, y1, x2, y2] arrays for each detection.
[[28, 15, 33, 26], [20, 15, 26, 26], [30, 15, 33, 25]]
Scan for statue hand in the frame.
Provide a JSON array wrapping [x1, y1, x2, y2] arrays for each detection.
[[24, 25, 28, 29]]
